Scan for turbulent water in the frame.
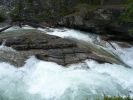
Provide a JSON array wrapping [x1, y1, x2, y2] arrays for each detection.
[[0, 26, 133, 100]]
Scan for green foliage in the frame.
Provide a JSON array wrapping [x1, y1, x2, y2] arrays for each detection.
[[124, 0, 133, 4], [104, 95, 131, 100], [10, 0, 24, 21], [9, 0, 127, 22], [128, 28, 133, 35], [120, 0, 133, 23], [73, 3, 98, 18], [79, 0, 105, 5], [75, 3, 98, 12], [10, 0, 65, 21]]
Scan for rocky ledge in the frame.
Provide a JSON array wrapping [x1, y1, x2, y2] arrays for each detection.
[[0, 29, 129, 67], [58, 6, 133, 43]]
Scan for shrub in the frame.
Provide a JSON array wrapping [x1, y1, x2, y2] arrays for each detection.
[[120, 0, 133, 23], [103, 95, 131, 100]]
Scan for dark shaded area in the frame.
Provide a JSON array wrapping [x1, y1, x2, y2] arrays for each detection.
[[0, 0, 133, 44], [0, 25, 12, 33]]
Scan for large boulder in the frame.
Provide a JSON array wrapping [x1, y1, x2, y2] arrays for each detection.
[[0, 29, 127, 67]]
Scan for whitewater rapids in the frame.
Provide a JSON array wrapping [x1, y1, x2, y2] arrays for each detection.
[[0, 26, 133, 100]]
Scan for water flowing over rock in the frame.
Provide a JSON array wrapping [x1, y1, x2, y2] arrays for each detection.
[[58, 6, 133, 42], [0, 28, 129, 67], [0, 27, 133, 100]]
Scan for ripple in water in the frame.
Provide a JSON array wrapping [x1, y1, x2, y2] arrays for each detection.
[[0, 26, 133, 100], [0, 56, 131, 100]]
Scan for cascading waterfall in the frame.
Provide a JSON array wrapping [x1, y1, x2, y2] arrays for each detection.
[[0, 26, 133, 100]]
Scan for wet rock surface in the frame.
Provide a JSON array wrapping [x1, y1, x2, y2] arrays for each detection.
[[58, 6, 133, 41], [0, 30, 128, 67]]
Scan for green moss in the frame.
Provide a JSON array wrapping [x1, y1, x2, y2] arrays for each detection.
[[120, 0, 133, 23]]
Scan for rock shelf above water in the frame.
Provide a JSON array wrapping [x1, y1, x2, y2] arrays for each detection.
[[0, 29, 127, 67]]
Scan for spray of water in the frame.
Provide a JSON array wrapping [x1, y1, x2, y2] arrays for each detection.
[[0, 26, 133, 100]]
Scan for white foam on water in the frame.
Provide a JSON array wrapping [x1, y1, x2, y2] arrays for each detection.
[[38, 28, 96, 43], [3, 26, 21, 32], [107, 43, 133, 67], [39, 27, 133, 67], [22, 25, 36, 30], [0, 57, 131, 100], [86, 60, 133, 97], [38, 28, 117, 55], [2, 25, 35, 33], [0, 42, 16, 52], [0, 26, 133, 100]]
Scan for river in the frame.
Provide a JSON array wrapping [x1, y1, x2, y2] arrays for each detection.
[[0, 26, 133, 100]]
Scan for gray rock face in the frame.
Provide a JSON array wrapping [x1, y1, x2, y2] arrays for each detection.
[[58, 6, 133, 39], [0, 30, 118, 67]]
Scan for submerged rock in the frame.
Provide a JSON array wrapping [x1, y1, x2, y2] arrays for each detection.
[[0, 29, 129, 67]]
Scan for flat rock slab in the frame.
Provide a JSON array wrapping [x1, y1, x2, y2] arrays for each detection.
[[0, 30, 115, 67]]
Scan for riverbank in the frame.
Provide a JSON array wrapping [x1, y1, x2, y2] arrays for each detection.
[[1, 3, 133, 44], [58, 5, 133, 44]]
